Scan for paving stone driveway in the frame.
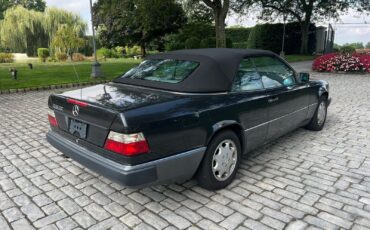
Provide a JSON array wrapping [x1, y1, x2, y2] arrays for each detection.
[[1, 72, 370, 230]]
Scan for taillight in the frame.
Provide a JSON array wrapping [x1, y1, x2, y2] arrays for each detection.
[[104, 131, 150, 156], [67, 98, 88, 107], [48, 109, 58, 127]]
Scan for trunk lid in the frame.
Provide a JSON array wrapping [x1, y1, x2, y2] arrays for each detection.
[[49, 83, 177, 147]]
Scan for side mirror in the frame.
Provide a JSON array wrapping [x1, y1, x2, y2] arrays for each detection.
[[299, 72, 310, 83]]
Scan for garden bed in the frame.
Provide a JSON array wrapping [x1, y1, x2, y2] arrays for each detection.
[[313, 53, 370, 73]]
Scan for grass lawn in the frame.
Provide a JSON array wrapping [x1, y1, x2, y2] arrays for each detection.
[[285, 55, 315, 63], [0, 54, 315, 90], [0, 59, 140, 90]]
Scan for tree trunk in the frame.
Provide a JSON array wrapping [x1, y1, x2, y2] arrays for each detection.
[[67, 49, 72, 62], [214, 10, 226, 48], [140, 43, 146, 57], [300, 22, 310, 54]]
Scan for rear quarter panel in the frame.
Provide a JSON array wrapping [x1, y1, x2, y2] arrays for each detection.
[[120, 96, 212, 160]]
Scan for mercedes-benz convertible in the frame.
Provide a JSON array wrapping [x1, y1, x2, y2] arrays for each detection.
[[46, 48, 330, 190]]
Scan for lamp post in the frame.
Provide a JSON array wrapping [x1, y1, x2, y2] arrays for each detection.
[[280, 13, 287, 58], [89, 0, 101, 78]]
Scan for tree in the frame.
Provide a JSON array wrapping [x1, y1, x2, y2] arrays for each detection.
[[51, 24, 85, 60], [197, 0, 230, 48], [233, 0, 370, 54], [0, 0, 11, 19], [343, 42, 364, 49], [181, 0, 213, 23], [93, 0, 186, 56], [12, 0, 46, 11], [0, 6, 86, 56], [0, 0, 45, 19], [366, 42, 370, 49], [183, 0, 230, 47], [202, 0, 230, 48]]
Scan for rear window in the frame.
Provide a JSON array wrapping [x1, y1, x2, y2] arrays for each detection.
[[120, 59, 199, 84]]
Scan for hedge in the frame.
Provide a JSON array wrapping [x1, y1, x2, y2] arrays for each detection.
[[247, 22, 316, 54], [200, 37, 216, 48], [226, 27, 251, 43], [163, 22, 316, 53], [0, 53, 14, 63]]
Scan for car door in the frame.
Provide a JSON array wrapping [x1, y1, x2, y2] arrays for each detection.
[[251, 56, 309, 141], [229, 58, 269, 152]]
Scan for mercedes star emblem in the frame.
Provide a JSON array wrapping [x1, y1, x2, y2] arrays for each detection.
[[72, 105, 79, 117]]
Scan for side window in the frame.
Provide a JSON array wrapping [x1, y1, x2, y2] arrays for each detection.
[[232, 58, 263, 92], [252, 56, 295, 89]]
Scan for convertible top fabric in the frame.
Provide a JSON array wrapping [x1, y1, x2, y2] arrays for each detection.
[[114, 48, 276, 93]]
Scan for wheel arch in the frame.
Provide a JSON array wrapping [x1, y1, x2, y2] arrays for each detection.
[[318, 84, 329, 100], [207, 120, 246, 154]]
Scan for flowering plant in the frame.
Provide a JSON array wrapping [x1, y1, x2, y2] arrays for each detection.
[[313, 53, 370, 73]]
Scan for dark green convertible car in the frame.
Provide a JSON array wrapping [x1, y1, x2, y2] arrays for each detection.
[[47, 48, 330, 190]]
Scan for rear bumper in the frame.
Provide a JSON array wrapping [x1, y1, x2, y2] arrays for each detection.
[[46, 131, 205, 188]]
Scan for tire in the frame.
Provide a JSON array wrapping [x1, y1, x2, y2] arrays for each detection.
[[196, 130, 241, 190], [305, 96, 328, 131]]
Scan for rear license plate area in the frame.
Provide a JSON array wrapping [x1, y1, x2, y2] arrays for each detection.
[[69, 119, 87, 139]]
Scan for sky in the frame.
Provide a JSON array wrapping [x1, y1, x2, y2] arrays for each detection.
[[45, 0, 370, 46]]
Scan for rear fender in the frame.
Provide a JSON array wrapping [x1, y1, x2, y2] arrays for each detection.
[[207, 120, 246, 153]]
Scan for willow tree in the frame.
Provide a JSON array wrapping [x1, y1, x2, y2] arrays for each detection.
[[42, 7, 87, 48], [0, 6, 46, 55], [51, 24, 85, 60], [0, 6, 87, 56]]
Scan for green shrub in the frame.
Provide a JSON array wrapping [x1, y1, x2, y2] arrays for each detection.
[[185, 37, 201, 49], [181, 23, 214, 41], [165, 40, 184, 51], [233, 42, 248, 49], [340, 45, 356, 54], [164, 34, 185, 51], [115, 46, 125, 57], [200, 37, 216, 48], [37, 48, 50, 62], [125, 46, 141, 57], [47, 56, 57, 62], [0, 53, 14, 63], [0, 45, 9, 52], [56, 52, 68, 62], [226, 38, 233, 48], [97, 48, 112, 58]]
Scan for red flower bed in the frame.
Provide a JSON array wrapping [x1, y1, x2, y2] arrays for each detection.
[[313, 53, 370, 73]]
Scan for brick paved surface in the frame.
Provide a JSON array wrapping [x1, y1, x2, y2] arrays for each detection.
[[1, 72, 370, 229]]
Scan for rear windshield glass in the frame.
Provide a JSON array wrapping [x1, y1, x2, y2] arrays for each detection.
[[120, 59, 199, 84]]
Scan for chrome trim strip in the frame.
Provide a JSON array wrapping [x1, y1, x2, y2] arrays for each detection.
[[244, 103, 318, 132]]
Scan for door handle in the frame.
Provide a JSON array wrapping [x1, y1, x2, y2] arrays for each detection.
[[268, 97, 279, 103]]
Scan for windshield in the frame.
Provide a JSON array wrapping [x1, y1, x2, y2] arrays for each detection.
[[120, 59, 199, 84]]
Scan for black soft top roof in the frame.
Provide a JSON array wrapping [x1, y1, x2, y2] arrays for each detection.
[[114, 48, 276, 93]]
